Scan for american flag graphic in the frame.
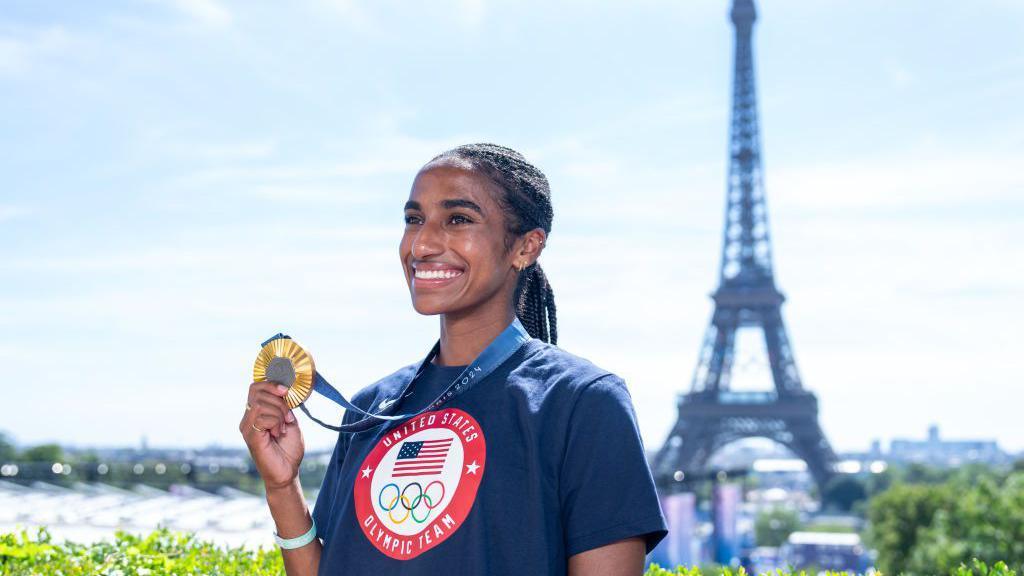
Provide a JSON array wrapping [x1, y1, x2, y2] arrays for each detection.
[[392, 438, 453, 477]]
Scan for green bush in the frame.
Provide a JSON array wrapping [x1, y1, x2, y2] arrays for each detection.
[[754, 507, 801, 547], [646, 563, 1019, 576], [1, 528, 1018, 575], [0, 527, 282, 575], [867, 471, 1024, 575]]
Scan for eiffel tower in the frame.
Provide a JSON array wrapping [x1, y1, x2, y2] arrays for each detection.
[[653, 0, 837, 490]]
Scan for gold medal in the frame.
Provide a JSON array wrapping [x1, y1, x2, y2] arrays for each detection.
[[253, 337, 316, 410]]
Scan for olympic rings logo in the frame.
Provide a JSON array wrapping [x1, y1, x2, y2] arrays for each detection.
[[377, 480, 446, 524]]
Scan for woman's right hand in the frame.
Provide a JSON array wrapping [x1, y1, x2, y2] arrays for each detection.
[[239, 382, 305, 491]]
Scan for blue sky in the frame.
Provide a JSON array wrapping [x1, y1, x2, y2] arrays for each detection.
[[2, 0, 1022, 455]]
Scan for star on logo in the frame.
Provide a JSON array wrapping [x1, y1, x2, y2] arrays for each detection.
[[361, 465, 373, 478], [465, 460, 480, 475]]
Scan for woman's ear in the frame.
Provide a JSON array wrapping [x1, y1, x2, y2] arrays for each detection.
[[517, 228, 547, 267]]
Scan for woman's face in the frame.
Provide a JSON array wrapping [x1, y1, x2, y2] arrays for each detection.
[[400, 162, 518, 318]]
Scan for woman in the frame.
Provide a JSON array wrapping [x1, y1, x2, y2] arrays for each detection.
[[240, 143, 667, 575]]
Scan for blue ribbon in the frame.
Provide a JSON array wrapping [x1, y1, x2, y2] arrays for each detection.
[[263, 317, 532, 433]]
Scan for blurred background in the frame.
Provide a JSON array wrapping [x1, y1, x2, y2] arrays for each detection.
[[1, 0, 1021, 572]]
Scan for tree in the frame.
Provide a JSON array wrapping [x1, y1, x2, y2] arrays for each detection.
[[867, 473, 1024, 575], [900, 462, 952, 485], [864, 466, 894, 496], [0, 432, 16, 462], [905, 474, 1024, 575], [822, 474, 867, 513], [19, 443, 64, 463], [867, 482, 953, 575], [754, 507, 800, 547]]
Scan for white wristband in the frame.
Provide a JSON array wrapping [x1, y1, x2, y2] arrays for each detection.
[[274, 517, 317, 550]]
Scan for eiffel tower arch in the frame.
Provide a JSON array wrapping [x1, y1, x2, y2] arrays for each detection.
[[653, 0, 838, 491]]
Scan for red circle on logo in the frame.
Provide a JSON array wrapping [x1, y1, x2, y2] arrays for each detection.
[[353, 408, 486, 560]]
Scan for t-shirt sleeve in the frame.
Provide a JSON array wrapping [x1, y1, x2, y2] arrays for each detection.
[[559, 374, 668, 557]]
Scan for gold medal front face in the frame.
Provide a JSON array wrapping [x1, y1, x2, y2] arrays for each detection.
[[253, 338, 316, 410]]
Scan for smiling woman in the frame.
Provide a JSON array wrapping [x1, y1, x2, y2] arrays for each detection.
[[240, 143, 667, 576]]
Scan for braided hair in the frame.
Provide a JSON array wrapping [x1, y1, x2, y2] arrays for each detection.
[[426, 143, 558, 345]]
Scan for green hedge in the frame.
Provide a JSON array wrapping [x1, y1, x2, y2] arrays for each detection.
[[0, 528, 281, 575], [0, 527, 1017, 575]]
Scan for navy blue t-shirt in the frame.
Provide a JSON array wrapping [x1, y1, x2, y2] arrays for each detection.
[[311, 337, 667, 574]]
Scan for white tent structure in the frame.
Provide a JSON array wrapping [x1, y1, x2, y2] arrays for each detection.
[[0, 480, 316, 549]]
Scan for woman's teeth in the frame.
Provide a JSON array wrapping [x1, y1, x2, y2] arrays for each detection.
[[415, 269, 463, 280]]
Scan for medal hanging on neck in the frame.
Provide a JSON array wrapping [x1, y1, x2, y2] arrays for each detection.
[[251, 318, 533, 434]]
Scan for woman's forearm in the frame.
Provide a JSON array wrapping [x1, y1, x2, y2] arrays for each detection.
[[266, 477, 323, 575]]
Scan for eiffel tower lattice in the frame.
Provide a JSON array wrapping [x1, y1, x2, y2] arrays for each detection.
[[652, 0, 838, 490]]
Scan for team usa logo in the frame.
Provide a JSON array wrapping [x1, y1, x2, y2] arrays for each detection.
[[353, 408, 486, 560]]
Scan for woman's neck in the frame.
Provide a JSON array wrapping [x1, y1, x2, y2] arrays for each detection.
[[435, 305, 516, 366]]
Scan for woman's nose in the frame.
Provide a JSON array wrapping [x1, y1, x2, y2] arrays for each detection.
[[411, 220, 444, 259]]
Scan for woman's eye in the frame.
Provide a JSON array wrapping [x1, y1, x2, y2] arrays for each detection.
[[404, 213, 471, 225]]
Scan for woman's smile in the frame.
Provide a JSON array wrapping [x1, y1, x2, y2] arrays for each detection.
[[411, 261, 466, 288]]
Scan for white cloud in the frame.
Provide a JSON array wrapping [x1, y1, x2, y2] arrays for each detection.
[[0, 26, 72, 75], [312, 0, 381, 35], [884, 61, 914, 89], [0, 205, 31, 222], [456, 0, 485, 31], [197, 140, 277, 161], [772, 148, 1024, 211], [169, 0, 232, 27]]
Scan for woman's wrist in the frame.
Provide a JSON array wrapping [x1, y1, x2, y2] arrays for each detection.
[[265, 475, 302, 500], [264, 477, 311, 539], [265, 476, 303, 510]]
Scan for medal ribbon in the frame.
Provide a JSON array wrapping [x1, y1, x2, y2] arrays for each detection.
[[262, 317, 531, 433]]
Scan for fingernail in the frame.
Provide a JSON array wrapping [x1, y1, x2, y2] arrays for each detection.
[[276, 385, 288, 395], [286, 411, 295, 423]]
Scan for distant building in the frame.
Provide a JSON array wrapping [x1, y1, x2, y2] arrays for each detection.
[[888, 425, 1009, 467], [839, 425, 1011, 470], [869, 439, 882, 458], [779, 531, 872, 573]]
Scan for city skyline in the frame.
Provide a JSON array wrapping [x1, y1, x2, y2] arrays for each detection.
[[2, 0, 1022, 455]]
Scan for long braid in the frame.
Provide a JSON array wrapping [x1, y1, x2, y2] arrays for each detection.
[[428, 143, 558, 345], [515, 263, 557, 344]]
